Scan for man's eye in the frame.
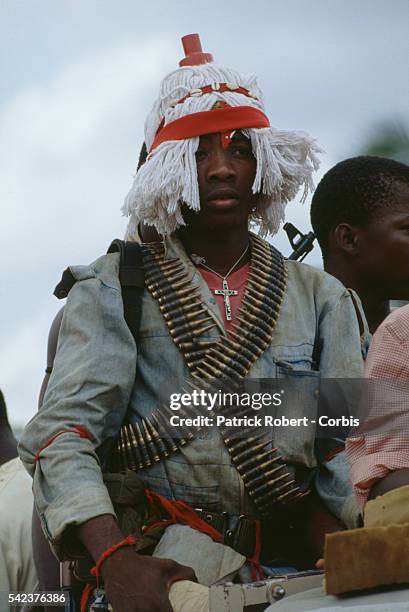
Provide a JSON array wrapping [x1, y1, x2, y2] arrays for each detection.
[[231, 145, 252, 157], [195, 150, 207, 161]]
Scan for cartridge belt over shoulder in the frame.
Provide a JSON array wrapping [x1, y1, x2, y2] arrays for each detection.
[[109, 234, 310, 513]]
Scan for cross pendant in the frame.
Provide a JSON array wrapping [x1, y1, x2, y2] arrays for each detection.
[[214, 278, 238, 321]]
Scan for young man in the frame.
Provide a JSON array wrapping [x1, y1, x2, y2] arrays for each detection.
[[310, 156, 409, 333], [20, 35, 364, 611]]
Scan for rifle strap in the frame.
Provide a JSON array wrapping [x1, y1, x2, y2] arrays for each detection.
[[107, 239, 145, 343], [54, 240, 145, 344]]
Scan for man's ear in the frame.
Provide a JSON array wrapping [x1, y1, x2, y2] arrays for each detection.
[[333, 223, 360, 255]]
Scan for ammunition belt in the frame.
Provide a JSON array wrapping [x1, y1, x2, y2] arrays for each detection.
[[111, 233, 308, 513]]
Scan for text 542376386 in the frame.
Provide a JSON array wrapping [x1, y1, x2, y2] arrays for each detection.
[[4, 592, 67, 607]]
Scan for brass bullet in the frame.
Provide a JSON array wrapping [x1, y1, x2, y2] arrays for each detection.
[[255, 477, 295, 504], [146, 269, 186, 285], [251, 469, 289, 497], [121, 425, 138, 471], [142, 418, 170, 458], [243, 457, 283, 482], [205, 353, 246, 379], [140, 419, 161, 463], [157, 286, 200, 303], [224, 431, 267, 451], [167, 309, 208, 329], [236, 447, 276, 471], [150, 413, 179, 453], [276, 486, 303, 503], [231, 438, 273, 464], [173, 322, 217, 344], [237, 314, 271, 336], [133, 421, 152, 468], [210, 345, 253, 372], [125, 423, 144, 469]]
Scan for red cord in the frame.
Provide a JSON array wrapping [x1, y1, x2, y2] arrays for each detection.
[[248, 520, 265, 581], [80, 583, 94, 612], [34, 426, 93, 465], [144, 489, 224, 543], [91, 535, 137, 580], [80, 535, 137, 612], [145, 489, 264, 578]]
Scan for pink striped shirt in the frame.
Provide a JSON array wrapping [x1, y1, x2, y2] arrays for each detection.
[[346, 304, 409, 507]]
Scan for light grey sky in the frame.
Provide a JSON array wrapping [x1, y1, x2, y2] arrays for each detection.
[[1, 0, 408, 427]]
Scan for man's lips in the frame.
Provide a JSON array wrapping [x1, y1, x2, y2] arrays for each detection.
[[206, 188, 240, 208]]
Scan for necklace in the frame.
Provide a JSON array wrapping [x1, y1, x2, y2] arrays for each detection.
[[191, 244, 249, 321]]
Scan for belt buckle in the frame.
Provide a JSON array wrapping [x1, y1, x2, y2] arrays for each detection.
[[195, 508, 229, 536], [225, 515, 256, 558]]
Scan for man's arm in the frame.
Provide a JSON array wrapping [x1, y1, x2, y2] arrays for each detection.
[[19, 256, 195, 610], [19, 258, 132, 553], [368, 468, 409, 500], [75, 514, 196, 612]]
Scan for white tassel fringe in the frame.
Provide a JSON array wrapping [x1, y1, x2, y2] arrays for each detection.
[[122, 63, 322, 238]]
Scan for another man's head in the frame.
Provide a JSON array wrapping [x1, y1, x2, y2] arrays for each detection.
[[311, 156, 409, 301], [123, 34, 321, 240]]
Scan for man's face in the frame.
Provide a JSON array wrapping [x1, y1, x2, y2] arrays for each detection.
[[181, 131, 258, 232], [357, 183, 409, 300]]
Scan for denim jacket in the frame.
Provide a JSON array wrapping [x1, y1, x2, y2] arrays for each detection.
[[19, 235, 364, 557]]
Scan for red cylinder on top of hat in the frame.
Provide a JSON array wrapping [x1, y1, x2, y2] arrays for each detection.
[[179, 33, 214, 66]]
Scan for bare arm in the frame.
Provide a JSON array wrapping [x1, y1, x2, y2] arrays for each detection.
[[368, 468, 409, 501], [76, 515, 196, 612]]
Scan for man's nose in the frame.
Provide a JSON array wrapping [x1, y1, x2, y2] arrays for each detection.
[[207, 147, 236, 182]]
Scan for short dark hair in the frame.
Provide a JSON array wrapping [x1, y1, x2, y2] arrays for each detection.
[[310, 156, 409, 259]]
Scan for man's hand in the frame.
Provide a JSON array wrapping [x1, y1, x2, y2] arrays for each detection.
[[76, 514, 196, 612], [315, 557, 324, 570], [102, 546, 196, 612]]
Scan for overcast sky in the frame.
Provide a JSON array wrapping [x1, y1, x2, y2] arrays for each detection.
[[1, 0, 408, 428]]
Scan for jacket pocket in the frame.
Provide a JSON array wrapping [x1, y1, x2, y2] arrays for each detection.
[[272, 358, 320, 468]]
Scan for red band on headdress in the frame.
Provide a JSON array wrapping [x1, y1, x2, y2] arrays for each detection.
[[150, 106, 270, 152], [176, 83, 259, 107]]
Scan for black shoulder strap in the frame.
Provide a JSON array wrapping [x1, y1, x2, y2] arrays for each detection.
[[107, 239, 145, 343], [53, 240, 145, 343]]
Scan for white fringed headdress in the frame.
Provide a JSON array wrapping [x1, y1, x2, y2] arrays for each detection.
[[123, 34, 321, 238]]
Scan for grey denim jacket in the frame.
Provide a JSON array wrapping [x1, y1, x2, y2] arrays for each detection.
[[19, 235, 364, 557]]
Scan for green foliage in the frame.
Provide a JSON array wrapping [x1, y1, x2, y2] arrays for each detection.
[[361, 120, 409, 164]]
